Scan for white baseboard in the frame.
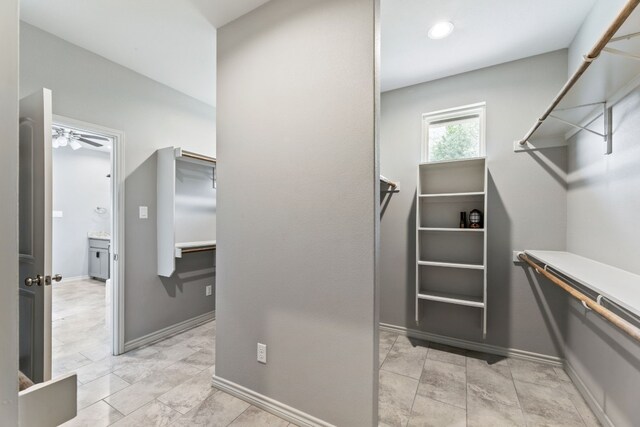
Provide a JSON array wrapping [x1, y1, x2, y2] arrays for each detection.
[[564, 361, 614, 427], [212, 376, 334, 427], [60, 275, 91, 283], [124, 311, 215, 352], [380, 322, 563, 367]]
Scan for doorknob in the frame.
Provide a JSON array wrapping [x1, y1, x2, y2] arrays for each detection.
[[43, 274, 63, 286], [24, 274, 44, 287]]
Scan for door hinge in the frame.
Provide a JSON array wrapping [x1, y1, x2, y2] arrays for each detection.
[[113, 254, 119, 261]]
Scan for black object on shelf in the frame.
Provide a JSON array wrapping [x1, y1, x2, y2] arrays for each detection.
[[459, 211, 467, 228], [469, 209, 483, 229]]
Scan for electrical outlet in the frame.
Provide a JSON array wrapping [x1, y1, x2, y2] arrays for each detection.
[[257, 343, 267, 364], [205, 285, 212, 296]]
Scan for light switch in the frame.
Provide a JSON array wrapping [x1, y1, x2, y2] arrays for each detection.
[[139, 206, 148, 219], [52, 210, 63, 218]]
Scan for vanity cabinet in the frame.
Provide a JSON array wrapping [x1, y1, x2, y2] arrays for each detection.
[[89, 238, 110, 281]]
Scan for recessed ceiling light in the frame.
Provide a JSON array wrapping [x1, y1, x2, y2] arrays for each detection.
[[428, 21, 454, 40]]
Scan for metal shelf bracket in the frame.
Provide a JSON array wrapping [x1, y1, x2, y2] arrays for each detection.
[[548, 103, 613, 154]]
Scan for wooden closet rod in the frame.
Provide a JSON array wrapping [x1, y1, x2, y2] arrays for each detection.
[[518, 0, 640, 145], [518, 253, 640, 343], [380, 176, 398, 188], [181, 246, 216, 254], [181, 150, 217, 164]]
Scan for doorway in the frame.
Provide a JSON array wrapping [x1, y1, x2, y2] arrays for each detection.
[[51, 115, 125, 370]]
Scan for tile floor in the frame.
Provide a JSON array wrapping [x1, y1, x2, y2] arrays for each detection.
[[378, 332, 601, 427], [53, 281, 600, 426]]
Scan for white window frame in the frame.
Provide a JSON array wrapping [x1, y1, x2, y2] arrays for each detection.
[[422, 102, 486, 163]]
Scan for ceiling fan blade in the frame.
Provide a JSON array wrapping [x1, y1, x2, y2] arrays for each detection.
[[77, 133, 109, 141], [78, 137, 103, 147]]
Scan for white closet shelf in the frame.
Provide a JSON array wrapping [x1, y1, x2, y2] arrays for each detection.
[[176, 148, 217, 166], [418, 260, 484, 270], [419, 228, 484, 232], [524, 250, 640, 318], [419, 192, 485, 199], [418, 291, 485, 308], [175, 240, 216, 258]]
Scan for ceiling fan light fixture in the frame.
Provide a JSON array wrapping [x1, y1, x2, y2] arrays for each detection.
[[428, 21, 454, 40], [52, 137, 60, 149], [58, 135, 69, 147], [69, 139, 82, 150]]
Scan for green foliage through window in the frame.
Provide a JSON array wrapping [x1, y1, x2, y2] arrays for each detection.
[[427, 116, 480, 162]]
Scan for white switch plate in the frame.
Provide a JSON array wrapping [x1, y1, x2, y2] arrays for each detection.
[[257, 343, 267, 364], [205, 285, 212, 296], [139, 206, 148, 219], [52, 210, 63, 218]]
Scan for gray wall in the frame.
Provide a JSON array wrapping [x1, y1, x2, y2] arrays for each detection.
[[20, 23, 216, 344], [564, 1, 640, 425], [53, 148, 111, 279], [216, 0, 379, 425], [380, 50, 569, 357], [0, 0, 19, 421]]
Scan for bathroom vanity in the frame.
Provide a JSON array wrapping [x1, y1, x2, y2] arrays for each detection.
[[88, 232, 110, 281]]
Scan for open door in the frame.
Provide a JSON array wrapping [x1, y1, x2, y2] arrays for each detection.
[[19, 88, 77, 426]]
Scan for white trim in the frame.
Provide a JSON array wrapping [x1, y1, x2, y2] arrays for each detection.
[[422, 102, 486, 163], [379, 323, 563, 366], [59, 275, 90, 283], [211, 376, 334, 427], [123, 311, 215, 352], [52, 115, 126, 355], [564, 361, 614, 427]]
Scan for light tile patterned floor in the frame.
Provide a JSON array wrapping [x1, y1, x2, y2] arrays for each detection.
[[53, 281, 600, 426], [53, 280, 291, 426], [378, 332, 601, 427]]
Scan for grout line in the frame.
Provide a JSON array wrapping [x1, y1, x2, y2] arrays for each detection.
[[378, 333, 399, 368], [226, 405, 252, 426], [405, 341, 430, 427]]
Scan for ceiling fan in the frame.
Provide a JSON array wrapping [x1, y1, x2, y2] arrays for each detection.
[[51, 126, 109, 150]]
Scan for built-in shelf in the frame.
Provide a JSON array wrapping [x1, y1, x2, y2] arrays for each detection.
[[418, 260, 484, 270], [418, 291, 485, 308], [419, 192, 485, 199], [525, 250, 640, 318], [416, 157, 488, 337], [419, 228, 484, 232], [157, 147, 217, 277], [175, 240, 217, 258]]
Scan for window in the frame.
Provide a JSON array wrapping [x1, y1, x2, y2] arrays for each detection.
[[422, 103, 485, 163]]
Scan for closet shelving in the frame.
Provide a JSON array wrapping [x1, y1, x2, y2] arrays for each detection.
[[157, 147, 217, 277], [415, 157, 488, 337], [518, 251, 640, 343], [515, 0, 640, 154]]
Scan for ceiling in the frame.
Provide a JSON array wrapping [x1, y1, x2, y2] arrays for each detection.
[[381, 0, 598, 92], [20, 0, 270, 107], [21, 0, 600, 103]]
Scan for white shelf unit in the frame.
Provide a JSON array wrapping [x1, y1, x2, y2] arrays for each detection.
[[157, 147, 217, 277], [416, 157, 488, 337]]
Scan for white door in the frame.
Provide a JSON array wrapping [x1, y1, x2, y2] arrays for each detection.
[[18, 88, 78, 427], [18, 88, 55, 383]]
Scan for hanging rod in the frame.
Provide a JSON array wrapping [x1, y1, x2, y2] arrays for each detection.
[[517, 253, 640, 343], [180, 150, 217, 164], [380, 175, 399, 189], [518, 0, 640, 146]]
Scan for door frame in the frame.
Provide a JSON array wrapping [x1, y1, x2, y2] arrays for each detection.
[[52, 115, 126, 355]]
